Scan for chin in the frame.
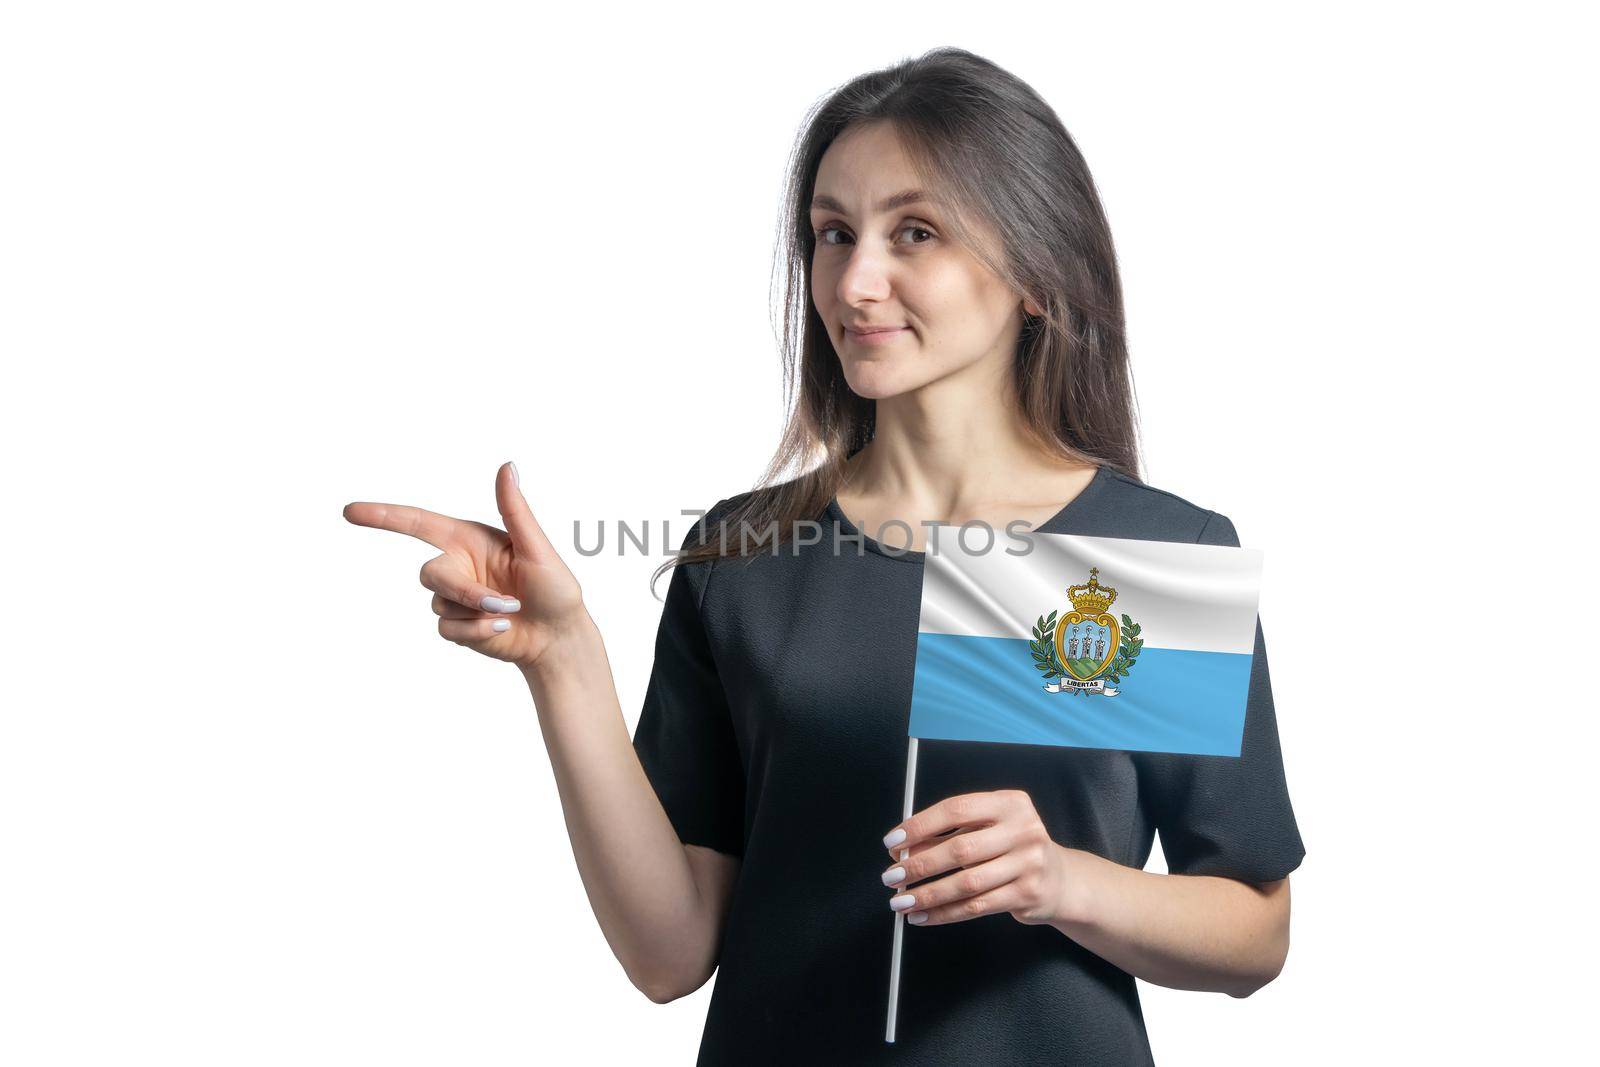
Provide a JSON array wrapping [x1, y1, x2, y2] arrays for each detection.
[[839, 361, 926, 401]]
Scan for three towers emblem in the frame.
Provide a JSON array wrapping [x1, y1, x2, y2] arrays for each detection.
[[1029, 567, 1143, 697]]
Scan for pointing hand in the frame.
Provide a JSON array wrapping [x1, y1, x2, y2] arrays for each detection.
[[342, 461, 588, 673]]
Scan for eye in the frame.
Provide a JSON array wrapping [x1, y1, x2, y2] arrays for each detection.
[[815, 223, 848, 246], [811, 221, 938, 247]]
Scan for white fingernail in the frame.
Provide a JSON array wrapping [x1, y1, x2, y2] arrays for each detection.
[[502, 598, 521, 612], [492, 619, 510, 632], [907, 912, 927, 925], [481, 596, 506, 612], [881, 867, 905, 886], [883, 828, 906, 848], [889, 894, 916, 911], [510, 461, 519, 487]]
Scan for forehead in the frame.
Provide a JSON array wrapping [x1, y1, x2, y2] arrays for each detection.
[[811, 122, 922, 211]]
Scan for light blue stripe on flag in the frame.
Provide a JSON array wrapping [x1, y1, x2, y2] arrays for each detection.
[[908, 632, 1252, 756]]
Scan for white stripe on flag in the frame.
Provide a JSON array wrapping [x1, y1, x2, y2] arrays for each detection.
[[919, 528, 1262, 655]]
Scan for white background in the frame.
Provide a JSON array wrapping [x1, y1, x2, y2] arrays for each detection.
[[3, 2, 1595, 1063]]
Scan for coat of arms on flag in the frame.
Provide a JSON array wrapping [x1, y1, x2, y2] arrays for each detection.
[[1030, 567, 1143, 697]]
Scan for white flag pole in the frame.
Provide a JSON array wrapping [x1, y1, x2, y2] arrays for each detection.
[[884, 735, 920, 1043]]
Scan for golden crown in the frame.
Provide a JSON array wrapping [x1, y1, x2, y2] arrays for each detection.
[[1067, 567, 1117, 615]]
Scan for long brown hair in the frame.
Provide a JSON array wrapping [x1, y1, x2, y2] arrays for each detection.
[[654, 46, 1143, 591]]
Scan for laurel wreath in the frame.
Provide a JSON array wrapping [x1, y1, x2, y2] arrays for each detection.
[[1030, 610, 1065, 679], [1105, 614, 1143, 685], [1030, 612, 1144, 695]]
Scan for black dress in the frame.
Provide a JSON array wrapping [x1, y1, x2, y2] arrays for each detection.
[[632, 464, 1306, 1065]]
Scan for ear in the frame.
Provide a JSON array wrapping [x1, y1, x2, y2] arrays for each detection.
[[1023, 295, 1043, 318]]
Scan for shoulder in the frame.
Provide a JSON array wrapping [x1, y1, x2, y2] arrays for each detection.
[[654, 493, 752, 605], [665, 486, 773, 587], [692, 475, 819, 532], [702, 489, 760, 526], [1091, 467, 1240, 547], [662, 482, 807, 618], [674, 489, 759, 545]]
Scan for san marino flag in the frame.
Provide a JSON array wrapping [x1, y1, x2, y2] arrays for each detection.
[[907, 528, 1264, 757]]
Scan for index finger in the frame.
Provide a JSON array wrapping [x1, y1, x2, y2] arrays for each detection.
[[342, 501, 466, 552], [883, 791, 1015, 855]]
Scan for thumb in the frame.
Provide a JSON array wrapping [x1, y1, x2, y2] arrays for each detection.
[[496, 460, 557, 561]]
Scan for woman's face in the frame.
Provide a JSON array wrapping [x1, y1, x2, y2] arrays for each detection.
[[809, 121, 1036, 401]]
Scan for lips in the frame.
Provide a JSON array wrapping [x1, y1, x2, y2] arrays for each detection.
[[845, 325, 909, 341]]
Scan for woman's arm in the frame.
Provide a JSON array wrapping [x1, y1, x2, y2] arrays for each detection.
[[1048, 847, 1291, 998], [521, 615, 730, 1003], [345, 467, 729, 1002]]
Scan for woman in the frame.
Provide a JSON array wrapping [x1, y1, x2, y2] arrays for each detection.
[[345, 47, 1304, 1065]]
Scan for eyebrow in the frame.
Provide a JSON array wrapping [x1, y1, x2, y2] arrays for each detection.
[[809, 189, 932, 215]]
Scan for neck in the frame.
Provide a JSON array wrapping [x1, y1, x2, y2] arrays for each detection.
[[843, 364, 1086, 512]]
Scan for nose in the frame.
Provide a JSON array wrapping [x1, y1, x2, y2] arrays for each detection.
[[835, 242, 894, 308]]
